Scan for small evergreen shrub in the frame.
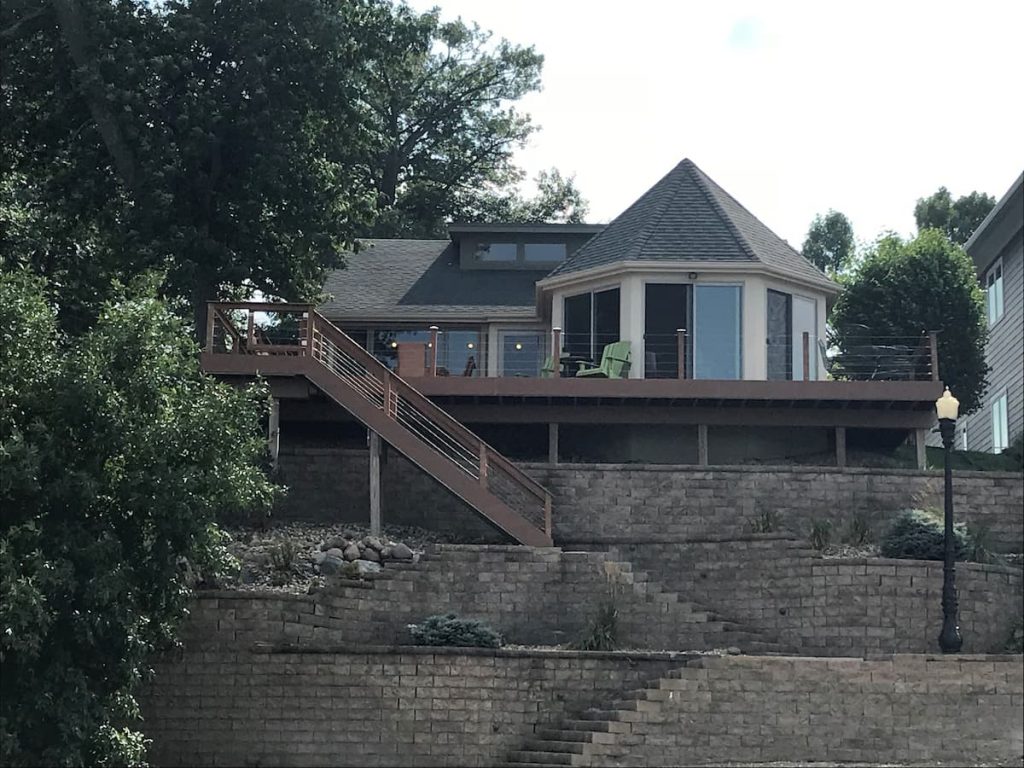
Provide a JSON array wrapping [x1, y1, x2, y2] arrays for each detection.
[[1004, 617, 1024, 654], [571, 600, 619, 651], [843, 513, 873, 546], [809, 519, 833, 551], [880, 509, 969, 561], [408, 613, 502, 648]]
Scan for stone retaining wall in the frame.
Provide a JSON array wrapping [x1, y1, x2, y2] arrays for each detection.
[[525, 463, 1024, 552], [266, 444, 1024, 553], [140, 646, 1024, 767], [611, 539, 1024, 655]]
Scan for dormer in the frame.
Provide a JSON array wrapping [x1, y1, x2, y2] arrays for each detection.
[[449, 223, 605, 271]]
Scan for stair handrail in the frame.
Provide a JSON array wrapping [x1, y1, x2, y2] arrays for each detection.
[[309, 312, 551, 509]]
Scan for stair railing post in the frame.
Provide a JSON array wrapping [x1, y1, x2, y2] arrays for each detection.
[[676, 329, 687, 379], [479, 444, 489, 489], [802, 331, 810, 381], [247, 311, 255, 348], [304, 309, 314, 358], [205, 303, 215, 353], [929, 330, 940, 382], [429, 325, 439, 376], [544, 494, 552, 538]]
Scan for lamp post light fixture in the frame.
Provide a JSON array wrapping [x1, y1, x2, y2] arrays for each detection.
[[935, 387, 963, 654]]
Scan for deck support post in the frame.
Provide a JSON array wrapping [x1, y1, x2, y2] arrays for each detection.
[[369, 430, 382, 536], [268, 398, 281, 472], [835, 426, 847, 469], [915, 428, 927, 470], [697, 424, 709, 466], [548, 423, 559, 465]]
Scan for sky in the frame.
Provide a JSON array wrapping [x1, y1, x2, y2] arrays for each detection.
[[408, 0, 1024, 249]]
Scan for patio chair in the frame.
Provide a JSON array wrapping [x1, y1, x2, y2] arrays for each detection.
[[576, 341, 631, 379], [540, 356, 557, 378]]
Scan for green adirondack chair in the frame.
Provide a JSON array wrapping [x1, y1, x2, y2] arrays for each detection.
[[576, 341, 631, 379], [540, 356, 557, 378]]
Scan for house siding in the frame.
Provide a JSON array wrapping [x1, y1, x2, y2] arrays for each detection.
[[959, 229, 1024, 453]]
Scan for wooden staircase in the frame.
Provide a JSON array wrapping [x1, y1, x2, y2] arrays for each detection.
[[200, 303, 552, 546]]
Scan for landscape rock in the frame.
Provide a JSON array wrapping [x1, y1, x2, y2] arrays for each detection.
[[319, 555, 346, 576], [353, 559, 382, 576], [325, 547, 345, 560], [391, 542, 414, 561], [343, 544, 361, 562], [364, 536, 384, 552], [380, 546, 393, 560], [313, 551, 327, 565], [361, 547, 381, 563]]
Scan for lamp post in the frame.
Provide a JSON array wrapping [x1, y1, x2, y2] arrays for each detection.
[[935, 387, 963, 653]]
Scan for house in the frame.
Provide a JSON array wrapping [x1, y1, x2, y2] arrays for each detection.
[[957, 171, 1024, 453], [201, 159, 944, 545]]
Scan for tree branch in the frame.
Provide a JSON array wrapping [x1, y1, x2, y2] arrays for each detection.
[[0, 7, 49, 43]]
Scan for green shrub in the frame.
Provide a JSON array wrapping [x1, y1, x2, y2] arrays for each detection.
[[269, 539, 299, 572], [964, 524, 997, 565], [408, 613, 502, 648], [1003, 433, 1024, 470], [880, 509, 969, 561], [571, 600, 619, 651], [809, 519, 833, 551], [844, 514, 872, 546], [1005, 617, 1024, 654]]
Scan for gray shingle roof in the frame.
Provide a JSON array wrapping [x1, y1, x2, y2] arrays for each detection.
[[319, 239, 546, 322], [546, 158, 834, 288]]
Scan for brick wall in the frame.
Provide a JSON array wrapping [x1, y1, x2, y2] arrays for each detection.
[[524, 463, 1024, 552], [611, 538, 1024, 655], [141, 645, 681, 767], [140, 647, 1024, 767]]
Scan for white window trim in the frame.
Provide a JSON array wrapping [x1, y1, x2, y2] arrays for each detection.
[[992, 391, 1009, 453], [986, 258, 1005, 327]]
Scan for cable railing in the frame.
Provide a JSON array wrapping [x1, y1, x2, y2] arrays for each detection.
[[203, 302, 551, 539]]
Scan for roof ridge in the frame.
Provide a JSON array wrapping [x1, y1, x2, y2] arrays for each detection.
[[627, 159, 693, 262], [684, 160, 759, 262]]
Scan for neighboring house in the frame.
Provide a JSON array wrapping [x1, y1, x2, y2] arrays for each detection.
[[202, 159, 944, 545], [957, 172, 1024, 453]]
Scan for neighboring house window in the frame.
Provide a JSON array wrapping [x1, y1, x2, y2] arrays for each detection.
[[992, 392, 1009, 452], [499, 330, 546, 376], [523, 243, 567, 262], [693, 284, 743, 379], [986, 260, 1004, 325], [475, 242, 517, 262]]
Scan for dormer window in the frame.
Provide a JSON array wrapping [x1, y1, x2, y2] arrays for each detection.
[[475, 242, 518, 262]]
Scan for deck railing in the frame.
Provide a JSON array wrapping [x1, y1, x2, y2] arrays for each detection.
[[205, 303, 552, 537]]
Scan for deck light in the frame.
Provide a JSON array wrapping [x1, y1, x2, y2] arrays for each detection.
[[934, 387, 962, 653], [467, 342, 475, 349], [515, 342, 523, 351]]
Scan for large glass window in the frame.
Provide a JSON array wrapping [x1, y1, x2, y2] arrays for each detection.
[[766, 290, 792, 381], [372, 328, 481, 376], [562, 287, 620, 360], [644, 283, 690, 378], [693, 285, 742, 379], [474, 242, 517, 262], [500, 330, 546, 376], [987, 260, 1004, 325]]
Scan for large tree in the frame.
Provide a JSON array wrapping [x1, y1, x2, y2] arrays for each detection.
[[801, 210, 855, 274], [831, 230, 988, 413], [2, 0, 376, 335], [914, 186, 996, 245], [0, 271, 277, 765]]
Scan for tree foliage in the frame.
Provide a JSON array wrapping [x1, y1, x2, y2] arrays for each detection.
[[0, 271, 276, 765], [831, 230, 988, 413], [914, 186, 996, 245], [801, 209, 855, 274]]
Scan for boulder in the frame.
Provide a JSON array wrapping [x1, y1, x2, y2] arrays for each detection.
[[325, 547, 345, 560], [326, 536, 348, 550], [363, 536, 384, 552], [342, 543, 361, 562], [361, 547, 381, 563], [353, 559, 382, 576], [390, 542, 414, 561], [319, 555, 346, 576], [380, 546, 393, 560], [313, 551, 327, 565]]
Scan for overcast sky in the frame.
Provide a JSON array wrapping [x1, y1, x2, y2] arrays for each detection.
[[408, 0, 1024, 249]]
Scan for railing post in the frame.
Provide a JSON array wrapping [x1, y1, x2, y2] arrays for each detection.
[[304, 310, 314, 357], [479, 445, 489, 489], [247, 311, 255, 348], [429, 325, 439, 376], [929, 330, 940, 382], [676, 329, 687, 379], [205, 303, 215, 353], [552, 327, 562, 360], [383, 375, 393, 417], [544, 494, 552, 538], [802, 331, 810, 381]]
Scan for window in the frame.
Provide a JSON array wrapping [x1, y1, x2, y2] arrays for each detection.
[[474, 242, 517, 262], [499, 330, 546, 376], [987, 260, 1004, 325], [562, 287, 621, 360], [523, 243, 567, 262], [372, 328, 482, 376], [992, 392, 1009, 452], [693, 285, 742, 379]]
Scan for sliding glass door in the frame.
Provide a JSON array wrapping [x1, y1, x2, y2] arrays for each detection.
[[693, 284, 742, 379], [766, 289, 792, 380], [644, 283, 690, 378], [562, 287, 621, 360]]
